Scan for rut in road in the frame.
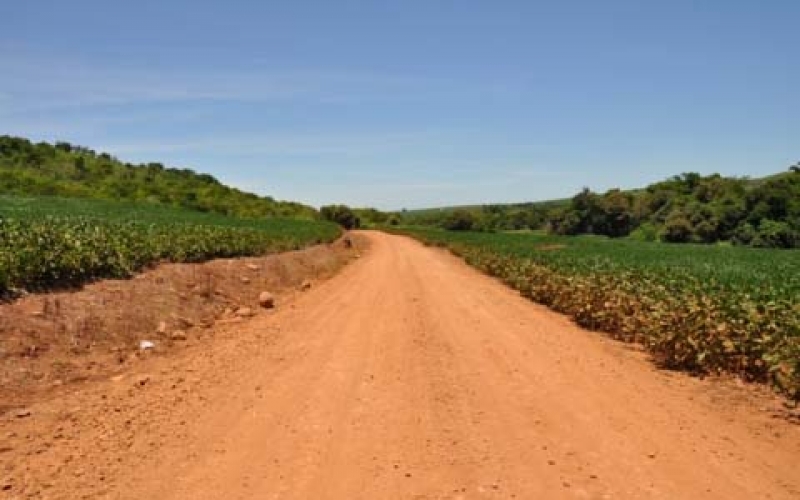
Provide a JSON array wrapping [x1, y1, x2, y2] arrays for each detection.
[[131, 231, 798, 499]]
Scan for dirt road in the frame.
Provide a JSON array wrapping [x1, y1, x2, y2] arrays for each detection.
[[6, 231, 799, 499]]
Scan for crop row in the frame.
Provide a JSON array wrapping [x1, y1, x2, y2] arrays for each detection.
[[393, 227, 800, 399], [0, 213, 340, 294]]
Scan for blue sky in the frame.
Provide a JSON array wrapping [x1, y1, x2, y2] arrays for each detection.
[[1, 1, 798, 209]]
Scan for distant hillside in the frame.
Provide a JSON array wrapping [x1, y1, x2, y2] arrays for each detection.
[[0, 135, 317, 219], [404, 198, 569, 217], [402, 167, 800, 248], [403, 171, 796, 221], [401, 198, 570, 230]]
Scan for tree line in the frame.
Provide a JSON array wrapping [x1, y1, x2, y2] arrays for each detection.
[[318, 205, 402, 229], [11, 133, 794, 248], [395, 167, 800, 248]]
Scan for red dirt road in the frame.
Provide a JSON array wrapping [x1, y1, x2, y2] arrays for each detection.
[[5, 231, 799, 499]]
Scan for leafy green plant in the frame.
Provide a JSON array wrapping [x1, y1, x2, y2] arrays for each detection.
[[0, 196, 340, 294]]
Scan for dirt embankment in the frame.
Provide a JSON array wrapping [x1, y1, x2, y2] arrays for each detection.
[[0, 236, 360, 410]]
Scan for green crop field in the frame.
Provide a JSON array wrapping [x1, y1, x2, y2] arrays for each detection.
[[0, 196, 341, 294], [392, 227, 800, 398]]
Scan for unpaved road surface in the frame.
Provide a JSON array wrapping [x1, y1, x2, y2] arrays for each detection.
[[5, 231, 799, 499]]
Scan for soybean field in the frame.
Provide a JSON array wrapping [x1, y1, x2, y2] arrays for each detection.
[[393, 227, 800, 398], [0, 196, 340, 294]]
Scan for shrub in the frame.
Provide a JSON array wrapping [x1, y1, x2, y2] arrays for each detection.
[[660, 214, 693, 243], [320, 205, 360, 229], [752, 219, 800, 248], [442, 210, 476, 231], [629, 222, 658, 242]]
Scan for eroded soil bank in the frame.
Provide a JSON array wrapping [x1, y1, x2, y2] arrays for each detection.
[[0, 235, 361, 410]]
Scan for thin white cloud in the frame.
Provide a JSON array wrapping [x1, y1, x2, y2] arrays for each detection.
[[91, 130, 446, 159], [0, 48, 484, 114]]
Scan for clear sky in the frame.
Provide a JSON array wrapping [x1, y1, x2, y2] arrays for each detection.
[[1, 1, 797, 209]]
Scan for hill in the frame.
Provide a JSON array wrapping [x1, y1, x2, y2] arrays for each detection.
[[0, 135, 317, 219], [0, 136, 340, 294]]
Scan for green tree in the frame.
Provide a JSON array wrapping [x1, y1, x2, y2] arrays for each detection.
[[752, 220, 799, 248], [320, 205, 360, 229], [598, 189, 636, 237], [660, 213, 693, 243], [442, 209, 476, 231]]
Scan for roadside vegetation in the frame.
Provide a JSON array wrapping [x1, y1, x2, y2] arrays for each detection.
[[0, 136, 341, 295], [0, 196, 340, 296], [392, 227, 800, 399]]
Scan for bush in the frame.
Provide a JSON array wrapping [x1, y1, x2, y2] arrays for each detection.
[[320, 205, 360, 229], [731, 222, 757, 246], [442, 210, 476, 231], [752, 219, 800, 248], [660, 214, 693, 243], [693, 220, 720, 244], [629, 222, 658, 242]]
